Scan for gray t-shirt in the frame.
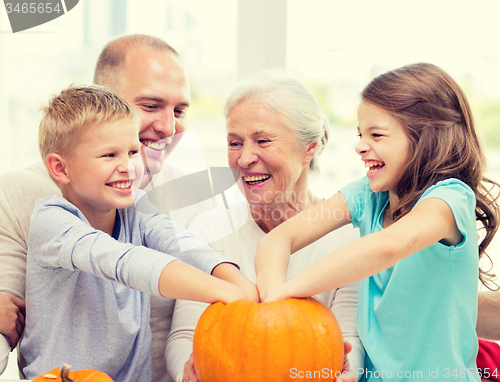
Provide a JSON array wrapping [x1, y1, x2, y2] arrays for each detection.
[[22, 192, 235, 382]]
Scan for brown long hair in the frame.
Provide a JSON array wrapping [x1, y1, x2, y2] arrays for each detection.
[[362, 63, 500, 289]]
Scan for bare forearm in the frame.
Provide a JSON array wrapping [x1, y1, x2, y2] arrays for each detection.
[[211, 263, 259, 302], [477, 290, 500, 340], [255, 193, 352, 301], [265, 231, 401, 301], [306, 243, 388, 295], [158, 261, 246, 304], [254, 230, 292, 300], [266, 199, 458, 302]]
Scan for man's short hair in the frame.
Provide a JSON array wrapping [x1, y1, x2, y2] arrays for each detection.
[[93, 34, 178, 88], [39, 85, 140, 161]]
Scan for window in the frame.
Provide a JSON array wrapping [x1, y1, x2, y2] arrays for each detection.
[[0, 0, 498, 283]]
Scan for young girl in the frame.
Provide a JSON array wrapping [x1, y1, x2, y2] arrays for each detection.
[[255, 63, 499, 381]]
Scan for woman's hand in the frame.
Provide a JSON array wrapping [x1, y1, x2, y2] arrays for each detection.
[[0, 293, 25, 349], [181, 343, 356, 382], [182, 353, 198, 382], [335, 341, 356, 382]]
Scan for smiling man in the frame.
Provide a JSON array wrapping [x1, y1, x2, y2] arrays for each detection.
[[94, 35, 191, 189], [0, 34, 202, 382]]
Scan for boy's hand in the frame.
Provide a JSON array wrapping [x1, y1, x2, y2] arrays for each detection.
[[211, 263, 259, 302], [0, 293, 26, 349]]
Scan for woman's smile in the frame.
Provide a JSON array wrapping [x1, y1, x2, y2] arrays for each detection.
[[227, 100, 311, 208]]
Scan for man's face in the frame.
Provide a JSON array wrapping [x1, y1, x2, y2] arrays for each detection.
[[114, 48, 191, 178]]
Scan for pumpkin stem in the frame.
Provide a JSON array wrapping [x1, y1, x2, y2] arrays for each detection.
[[60, 363, 75, 382]]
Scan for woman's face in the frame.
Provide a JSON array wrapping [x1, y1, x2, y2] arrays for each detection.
[[227, 100, 315, 208]]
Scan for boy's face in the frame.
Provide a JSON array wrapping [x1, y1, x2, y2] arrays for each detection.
[[62, 119, 143, 217]]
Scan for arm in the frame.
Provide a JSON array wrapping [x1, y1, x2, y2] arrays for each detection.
[[158, 261, 246, 304], [255, 192, 351, 301], [265, 197, 459, 301], [329, 282, 364, 380], [166, 299, 208, 382], [0, 176, 29, 348], [0, 168, 55, 347], [211, 263, 259, 302], [31, 201, 249, 302], [477, 290, 500, 340], [0, 164, 61, 350], [142, 209, 259, 301]]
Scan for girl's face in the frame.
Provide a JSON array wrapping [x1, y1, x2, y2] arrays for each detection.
[[355, 101, 410, 197]]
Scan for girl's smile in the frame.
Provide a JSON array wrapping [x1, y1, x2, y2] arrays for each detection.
[[356, 101, 410, 200], [364, 160, 386, 176]]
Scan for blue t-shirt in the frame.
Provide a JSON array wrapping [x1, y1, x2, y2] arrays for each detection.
[[341, 177, 479, 382]]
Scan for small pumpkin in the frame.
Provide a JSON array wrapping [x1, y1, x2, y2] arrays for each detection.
[[193, 297, 344, 382], [33, 363, 114, 382]]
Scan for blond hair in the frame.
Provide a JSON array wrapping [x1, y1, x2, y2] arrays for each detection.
[[39, 85, 140, 162]]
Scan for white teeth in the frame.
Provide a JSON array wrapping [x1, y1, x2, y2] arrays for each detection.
[[364, 161, 384, 168], [109, 181, 131, 189], [143, 141, 166, 150], [364, 161, 385, 174], [243, 174, 270, 182]]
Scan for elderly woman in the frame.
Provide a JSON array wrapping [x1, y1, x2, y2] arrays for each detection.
[[165, 69, 364, 382]]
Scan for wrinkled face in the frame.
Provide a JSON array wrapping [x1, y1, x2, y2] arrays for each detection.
[[115, 48, 190, 176], [227, 100, 314, 208], [62, 120, 143, 218], [355, 101, 410, 196]]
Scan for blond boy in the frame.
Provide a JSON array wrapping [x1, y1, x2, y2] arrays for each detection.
[[21, 86, 255, 381]]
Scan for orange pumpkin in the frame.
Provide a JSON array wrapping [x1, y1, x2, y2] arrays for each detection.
[[193, 297, 344, 382], [33, 363, 114, 382]]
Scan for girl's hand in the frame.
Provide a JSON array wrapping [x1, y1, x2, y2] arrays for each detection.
[[256, 278, 285, 302], [260, 282, 291, 302], [182, 353, 198, 382]]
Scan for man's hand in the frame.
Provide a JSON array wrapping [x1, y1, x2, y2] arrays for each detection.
[[0, 293, 26, 349]]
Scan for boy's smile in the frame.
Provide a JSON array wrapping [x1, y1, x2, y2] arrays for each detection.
[[60, 119, 143, 230]]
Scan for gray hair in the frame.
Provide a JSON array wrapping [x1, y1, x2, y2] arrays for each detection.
[[223, 68, 329, 172]]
